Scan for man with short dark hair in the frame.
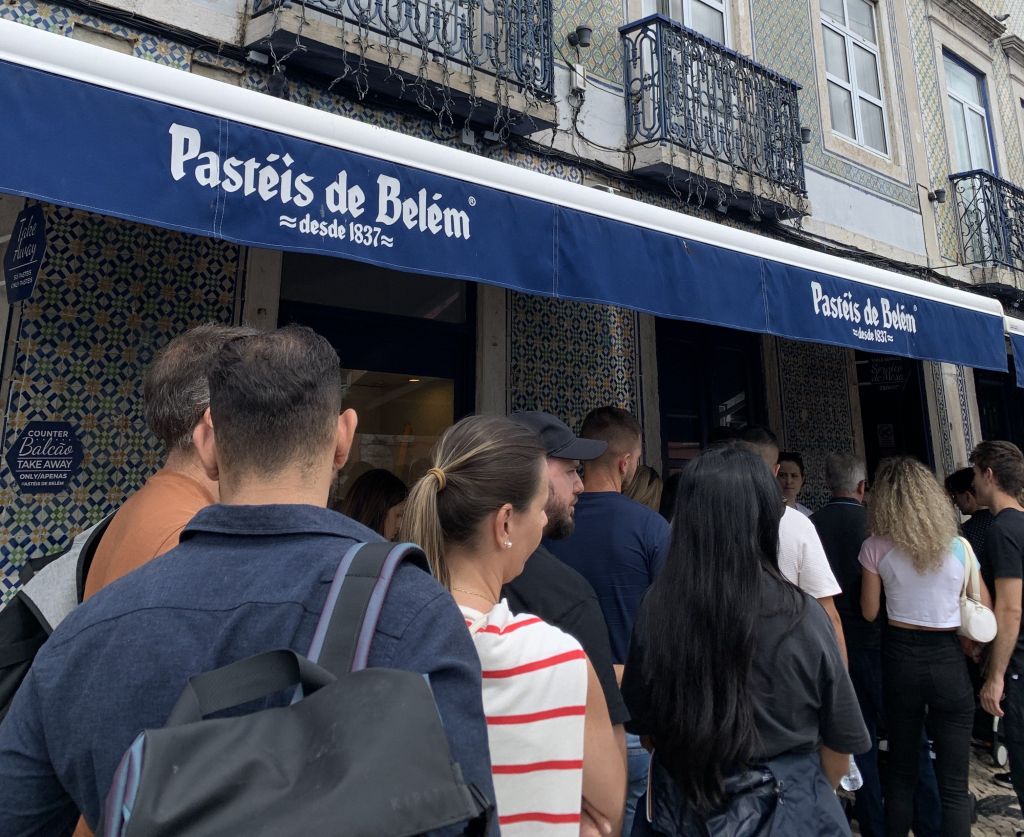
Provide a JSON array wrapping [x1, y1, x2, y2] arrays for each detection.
[[84, 323, 257, 598], [0, 326, 495, 835], [503, 411, 628, 728], [945, 466, 994, 588], [972, 440, 1024, 815], [545, 406, 668, 837]]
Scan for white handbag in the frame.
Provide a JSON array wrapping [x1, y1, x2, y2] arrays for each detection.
[[956, 536, 997, 644]]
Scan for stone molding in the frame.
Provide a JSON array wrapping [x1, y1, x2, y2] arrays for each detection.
[[930, 0, 1006, 43]]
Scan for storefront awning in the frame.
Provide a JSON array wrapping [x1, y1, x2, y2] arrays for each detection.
[[0, 19, 1008, 371]]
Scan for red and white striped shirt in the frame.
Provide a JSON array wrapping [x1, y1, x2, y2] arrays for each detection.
[[461, 600, 587, 836]]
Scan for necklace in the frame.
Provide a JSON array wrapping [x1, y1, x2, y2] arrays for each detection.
[[451, 586, 497, 606]]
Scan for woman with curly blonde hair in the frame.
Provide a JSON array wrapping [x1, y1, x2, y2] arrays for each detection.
[[859, 457, 991, 837]]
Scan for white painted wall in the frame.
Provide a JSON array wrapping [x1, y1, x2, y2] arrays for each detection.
[[803, 167, 927, 257], [107, 0, 247, 45]]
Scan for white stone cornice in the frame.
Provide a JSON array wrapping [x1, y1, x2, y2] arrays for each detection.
[[931, 0, 1007, 42], [1001, 33, 1024, 66]]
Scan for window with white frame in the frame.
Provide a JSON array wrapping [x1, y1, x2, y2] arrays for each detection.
[[944, 55, 993, 173], [642, 0, 728, 44], [821, 0, 888, 154]]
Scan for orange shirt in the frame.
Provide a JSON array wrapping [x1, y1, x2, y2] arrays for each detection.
[[84, 469, 215, 600], [75, 469, 215, 836]]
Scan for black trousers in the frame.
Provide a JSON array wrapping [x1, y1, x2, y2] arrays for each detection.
[[1001, 668, 1024, 813], [881, 627, 973, 837]]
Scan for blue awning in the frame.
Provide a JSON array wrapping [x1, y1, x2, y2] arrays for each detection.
[[0, 19, 1008, 372]]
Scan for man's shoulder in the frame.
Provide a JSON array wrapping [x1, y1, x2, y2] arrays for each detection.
[[811, 501, 866, 530], [781, 504, 820, 541], [506, 546, 597, 608], [993, 508, 1024, 535]]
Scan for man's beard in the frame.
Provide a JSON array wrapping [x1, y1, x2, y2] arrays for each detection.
[[544, 501, 575, 540]]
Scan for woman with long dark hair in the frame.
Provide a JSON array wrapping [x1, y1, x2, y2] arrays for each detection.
[[622, 445, 868, 835]]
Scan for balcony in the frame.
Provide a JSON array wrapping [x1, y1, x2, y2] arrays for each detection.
[[949, 169, 1024, 271], [245, 0, 556, 133], [621, 15, 807, 218]]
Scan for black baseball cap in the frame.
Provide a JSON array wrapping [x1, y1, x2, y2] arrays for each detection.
[[511, 411, 608, 461]]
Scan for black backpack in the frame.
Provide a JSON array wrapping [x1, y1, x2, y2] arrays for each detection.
[[0, 513, 113, 720], [98, 541, 493, 837]]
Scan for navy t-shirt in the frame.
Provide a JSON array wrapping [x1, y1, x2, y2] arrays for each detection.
[[545, 492, 671, 663]]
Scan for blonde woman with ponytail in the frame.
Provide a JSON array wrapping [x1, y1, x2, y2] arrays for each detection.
[[859, 457, 991, 837], [401, 415, 626, 836]]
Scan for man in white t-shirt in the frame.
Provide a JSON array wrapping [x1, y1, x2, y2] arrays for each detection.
[[738, 427, 847, 662]]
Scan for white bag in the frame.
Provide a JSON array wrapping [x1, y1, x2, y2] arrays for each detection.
[[956, 536, 997, 644]]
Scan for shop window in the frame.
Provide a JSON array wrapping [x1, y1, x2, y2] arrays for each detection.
[[821, 0, 888, 155]]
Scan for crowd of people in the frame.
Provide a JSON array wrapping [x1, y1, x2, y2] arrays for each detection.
[[0, 322, 1023, 837]]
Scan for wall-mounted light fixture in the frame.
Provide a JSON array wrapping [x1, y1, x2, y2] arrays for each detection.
[[800, 126, 812, 144], [567, 25, 593, 48], [927, 188, 947, 204]]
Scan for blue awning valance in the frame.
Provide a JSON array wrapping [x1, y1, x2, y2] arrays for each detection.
[[0, 19, 1008, 372]]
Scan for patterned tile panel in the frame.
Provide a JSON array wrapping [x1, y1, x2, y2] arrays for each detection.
[[776, 338, 856, 512], [0, 204, 239, 601], [509, 292, 640, 432], [993, 49, 1024, 186]]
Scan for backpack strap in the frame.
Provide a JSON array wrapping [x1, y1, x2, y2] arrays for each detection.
[[76, 511, 116, 602], [308, 542, 428, 674]]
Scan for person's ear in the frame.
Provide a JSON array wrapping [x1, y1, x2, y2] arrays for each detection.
[[490, 503, 514, 550], [192, 409, 218, 481], [332, 409, 359, 470]]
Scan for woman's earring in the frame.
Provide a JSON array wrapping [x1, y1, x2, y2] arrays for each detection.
[[504, 540, 512, 549]]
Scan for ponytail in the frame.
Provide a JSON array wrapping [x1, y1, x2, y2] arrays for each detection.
[[401, 468, 450, 587], [399, 415, 545, 589]]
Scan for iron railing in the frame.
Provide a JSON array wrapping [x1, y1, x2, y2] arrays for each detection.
[[949, 169, 1024, 271], [253, 0, 554, 97], [621, 14, 806, 196]]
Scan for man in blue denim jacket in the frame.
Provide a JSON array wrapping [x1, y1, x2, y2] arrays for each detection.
[[0, 325, 495, 836]]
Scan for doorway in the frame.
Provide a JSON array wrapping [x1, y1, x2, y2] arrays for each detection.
[[655, 318, 766, 473], [855, 351, 932, 475], [278, 253, 476, 493]]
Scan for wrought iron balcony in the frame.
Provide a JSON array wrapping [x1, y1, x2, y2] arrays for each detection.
[[949, 169, 1024, 271], [250, 0, 554, 109], [621, 15, 806, 214]]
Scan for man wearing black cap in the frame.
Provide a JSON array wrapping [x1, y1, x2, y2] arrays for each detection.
[[503, 411, 629, 738]]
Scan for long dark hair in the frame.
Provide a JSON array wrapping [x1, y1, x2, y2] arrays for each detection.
[[635, 445, 797, 816], [340, 469, 408, 536]]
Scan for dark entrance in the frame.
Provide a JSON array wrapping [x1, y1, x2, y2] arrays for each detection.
[[855, 351, 932, 475], [974, 359, 1024, 450], [277, 253, 475, 490], [655, 318, 766, 473]]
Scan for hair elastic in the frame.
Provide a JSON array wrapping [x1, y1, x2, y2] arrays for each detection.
[[427, 467, 447, 491]]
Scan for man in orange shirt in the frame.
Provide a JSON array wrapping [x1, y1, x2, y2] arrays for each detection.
[[84, 323, 256, 598]]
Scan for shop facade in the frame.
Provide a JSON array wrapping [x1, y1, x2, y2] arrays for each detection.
[[0, 0, 1018, 601]]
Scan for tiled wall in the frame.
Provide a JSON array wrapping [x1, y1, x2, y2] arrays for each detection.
[[0, 204, 239, 601], [509, 293, 641, 432], [775, 338, 858, 512]]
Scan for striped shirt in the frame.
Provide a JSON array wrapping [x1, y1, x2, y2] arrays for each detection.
[[461, 600, 587, 835]]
